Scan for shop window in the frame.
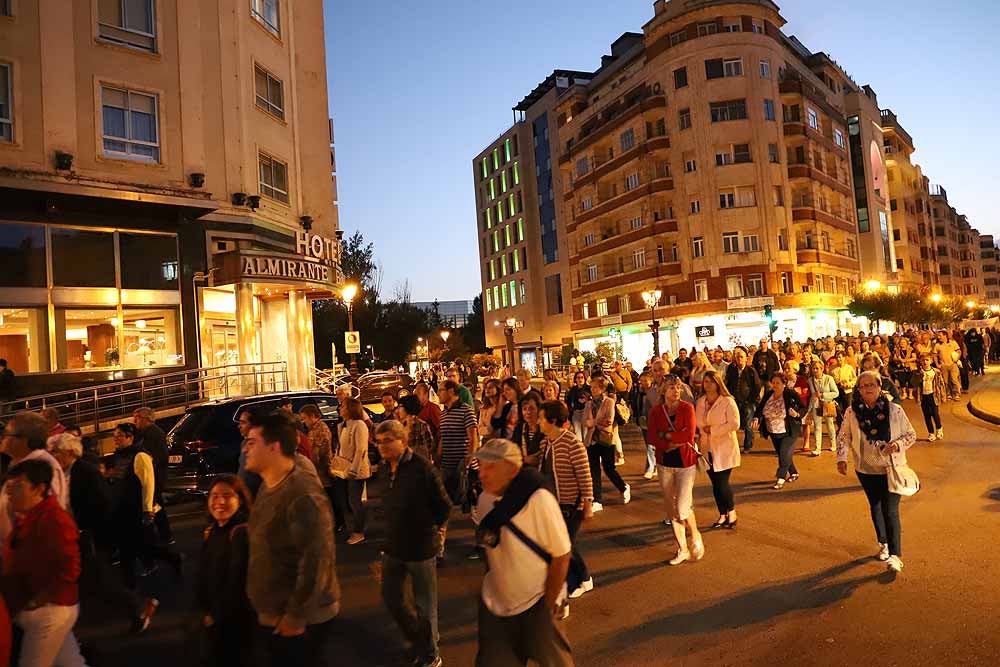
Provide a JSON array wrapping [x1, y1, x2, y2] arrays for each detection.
[[56, 309, 119, 369], [0, 307, 50, 373], [120, 232, 179, 290], [52, 229, 116, 287], [0, 224, 47, 288], [122, 308, 181, 368]]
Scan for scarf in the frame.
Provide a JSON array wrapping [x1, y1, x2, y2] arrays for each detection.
[[476, 467, 545, 550], [854, 394, 891, 443]]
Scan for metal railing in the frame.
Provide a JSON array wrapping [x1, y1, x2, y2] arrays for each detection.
[[1, 362, 288, 432]]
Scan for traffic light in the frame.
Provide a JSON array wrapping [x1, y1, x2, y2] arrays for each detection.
[[764, 305, 778, 334]]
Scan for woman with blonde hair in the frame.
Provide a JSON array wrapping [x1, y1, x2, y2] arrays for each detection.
[[695, 371, 741, 529], [689, 351, 712, 397]]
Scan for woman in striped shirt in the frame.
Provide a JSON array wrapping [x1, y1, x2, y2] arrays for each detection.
[[539, 399, 594, 601]]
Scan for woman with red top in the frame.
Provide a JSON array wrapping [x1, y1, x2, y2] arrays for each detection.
[[1, 458, 86, 666], [784, 361, 812, 452], [648, 374, 704, 566]]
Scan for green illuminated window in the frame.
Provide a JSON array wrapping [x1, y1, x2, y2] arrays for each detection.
[[501, 255, 508, 276], [493, 285, 500, 309], [493, 149, 499, 171], [513, 162, 520, 185], [496, 202, 503, 222], [489, 179, 495, 200], [505, 138, 511, 162], [481, 158, 488, 179], [501, 171, 508, 193], [493, 231, 499, 253], [501, 283, 508, 307], [486, 208, 493, 229], [513, 250, 520, 272], [504, 225, 511, 247], [517, 218, 524, 242], [489, 259, 496, 280], [509, 280, 517, 306], [485, 289, 492, 311], [508, 194, 515, 217]]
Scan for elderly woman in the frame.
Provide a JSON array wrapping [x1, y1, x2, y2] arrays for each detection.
[[837, 370, 917, 573], [584, 376, 629, 512], [695, 371, 741, 529], [752, 372, 806, 490]]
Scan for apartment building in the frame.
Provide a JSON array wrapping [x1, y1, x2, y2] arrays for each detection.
[[980, 236, 999, 302], [931, 186, 980, 298], [880, 109, 939, 291], [474, 71, 588, 371], [0, 0, 340, 395]]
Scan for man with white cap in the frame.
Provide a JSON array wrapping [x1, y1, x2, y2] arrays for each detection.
[[473, 439, 573, 667]]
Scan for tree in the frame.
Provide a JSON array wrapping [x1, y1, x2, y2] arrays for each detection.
[[460, 294, 487, 353], [847, 291, 896, 333]]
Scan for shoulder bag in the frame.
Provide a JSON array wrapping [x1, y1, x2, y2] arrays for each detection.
[[887, 458, 920, 496]]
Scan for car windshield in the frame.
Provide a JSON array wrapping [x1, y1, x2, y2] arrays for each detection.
[[169, 407, 232, 445]]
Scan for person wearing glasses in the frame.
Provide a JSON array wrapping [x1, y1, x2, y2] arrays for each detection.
[[837, 370, 917, 573]]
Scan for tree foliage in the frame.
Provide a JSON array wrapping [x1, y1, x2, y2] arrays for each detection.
[[847, 290, 980, 331]]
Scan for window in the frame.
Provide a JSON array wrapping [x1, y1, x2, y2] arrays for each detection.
[[694, 279, 709, 301], [734, 144, 751, 163], [834, 129, 845, 148], [258, 153, 289, 203], [697, 22, 718, 36], [581, 197, 593, 211], [0, 224, 47, 287], [501, 255, 508, 277], [705, 59, 724, 80], [582, 302, 590, 319], [781, 272, 791, 293], [493, 148, 499, 171], [254, 65, 284, 119], [723, 58, 743, 77], [768, 143, 779, 163], [493, 286, 499, 310], [671, 244, 679, 262], [485, 289, 492, 312], [890, 199, 898, 212], [596, 298, 608, 317], [629, 216, 643, 230], [513, 162, 520, 184], [763, 99, 775, 121], [101, 87, 160, 162], [120, 232, 179, 290], [620, 128, 635, 152], [759, 59, 771, 78], [544, 275, 563, 315], [684, 158, 697, 173], [674, 67, 688, 89], [489, 259, 496, 281], [807, 107, 819, 130], [710, 100, 747, 122], [720, 191, 736, 209], [743, 234, 760, 252], [517, 218, 524, 242], [576, 157, 589, 177], [52, 229, 116, 286], [726, 275, 744, 298], [747, 274, 764, 296], [508, 194, 515, 217], [481, 158, 488, 179], [737, 187, 756, 207], [492, 231, 499, 253], [501, 171, 508, 193], [587, 264, 598, 282], [619, 295, 630, 313], [98, 0, 156, 51], [690, 200, 701, 214], [715, 150, 733, 166], [722, 232, 740, 253], [625, 172, 640, 191], [720, 187, 755, 208], [501, 282, 508, 307], [669, 29, 688, 46], [773, 185, 784, 206], [504, 138, 511, 162], [509, 280, 517, 306], [486, 208, 493, 229], [751, 21, 764, 34], [679, 108, 692, 130], [0, 0, 9, 16], [251, 0, 280, 36], [520, 280, 526, 305], [632, 248, 646, 269], [0, 64, 11, 142], [693, 236, 705, 257], [504, 225, 511, 247], [778, 231, 788, 251], [583, 233, 595, 247], [512, 250, 520, 272]]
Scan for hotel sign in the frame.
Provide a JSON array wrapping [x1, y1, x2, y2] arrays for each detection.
[[241, 255, 333, 284]]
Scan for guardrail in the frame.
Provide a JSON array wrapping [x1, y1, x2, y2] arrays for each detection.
[[0, 362, 288, 432]]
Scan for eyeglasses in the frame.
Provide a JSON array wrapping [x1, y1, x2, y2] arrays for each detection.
[[858, 383, 880, 389]]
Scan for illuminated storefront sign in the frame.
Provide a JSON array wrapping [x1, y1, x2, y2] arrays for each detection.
[[241, 255, 333, 283]]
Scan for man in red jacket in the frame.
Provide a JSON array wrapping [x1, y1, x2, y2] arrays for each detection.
[[1, 458, 86, 666]]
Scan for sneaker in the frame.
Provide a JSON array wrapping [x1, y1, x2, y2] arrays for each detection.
[[466, 548, 482, 561], [662, 518, 672, 526], [788, 473, 800, 483], [886, 555, 903, 572], [810, 450, 821, 457], [928, 433, 937, 442], [622, 484, 631, 505], [691, 540, 705, 561], [591, 502, 603, 513], [877, 543, 890, 561], [615, 455, 626, 466], [569, 579, 594, 599], [133, 597, 159, 634], [559, 602, 570, 620], [772, 479, 786, 490], [346, 533, 366, 545], [668, 550, 690, 566], [643, 470, 654, 480], [569, 586, 585, 599], [936, 428, 943, 440]]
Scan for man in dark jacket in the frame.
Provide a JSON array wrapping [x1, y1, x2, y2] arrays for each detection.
[[0, 358, 14, 411], [725, 347, 762, 453], [374, 419, 451, 667], [133, 407, 173, 544], [752, 339, 780, 382]]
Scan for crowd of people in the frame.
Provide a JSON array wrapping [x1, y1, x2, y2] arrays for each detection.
[[0, 325, 983, 666]]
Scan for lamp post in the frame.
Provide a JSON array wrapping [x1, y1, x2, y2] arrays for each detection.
[[440, 329, 451, 359], [342, 283, 358, 376], [498, 317, 518, 374], [641, 289, 662, 359]]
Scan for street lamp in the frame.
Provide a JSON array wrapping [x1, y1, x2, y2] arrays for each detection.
[[966, 300, 977, 309], [929, 293, 942, 304], [342, 283, 358, 375], [641, 289, 662, 359], [864, 279, 882, 292], [501, 317, 518, 374], [440, 330, 450, 346]]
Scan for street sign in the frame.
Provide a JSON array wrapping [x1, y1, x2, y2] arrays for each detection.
[[345, 331, 361, 354], [695, 325, 716, 338]]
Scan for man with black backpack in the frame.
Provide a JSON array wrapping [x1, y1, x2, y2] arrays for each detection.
[[474, 439, 573, 666]]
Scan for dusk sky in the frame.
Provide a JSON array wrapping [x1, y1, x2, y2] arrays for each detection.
[[325, 0, 999, 303]]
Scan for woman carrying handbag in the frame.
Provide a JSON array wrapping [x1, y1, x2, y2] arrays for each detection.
[[836, 370, 918, 573], [583, 376, 630, 513], [752, 372, 806, 490]]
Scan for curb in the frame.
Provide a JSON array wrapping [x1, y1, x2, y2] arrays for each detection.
[[968, 399, 1000, 426]]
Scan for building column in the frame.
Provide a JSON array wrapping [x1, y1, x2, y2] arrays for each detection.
[[235, 283, 258, 394], [286, 290, 315, 389]]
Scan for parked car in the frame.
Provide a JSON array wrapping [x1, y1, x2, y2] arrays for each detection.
[[165, 390, 341, 494], [355, 373, 414, 407]]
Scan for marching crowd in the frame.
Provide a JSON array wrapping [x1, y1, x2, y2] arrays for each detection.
[[0, 325, 983, 666]]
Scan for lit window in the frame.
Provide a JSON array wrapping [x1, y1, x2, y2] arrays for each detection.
[[493, 148, 499, 171], [835, 129, 845, 148], [513, 250, 520, 272], [517, 218, 524, 242], [258, 153, 289, 203], [489, 259, 496, 281], [726, 275, 744, 298], [693, 237, 704, 257], [493, 285, 500, 309], [98, 0, 156, 51], [807, 108, 819, 130], [101, 86, 160, 162], [504, 138, 511, 162], [481, 158, 489, 179], [632, 248, 646, 269], [519, 280, 526, 304], [501, 255, 508, 276], [486, 208, 492, 229], [587, 264, 598, 282], [513, 162, 520, 184], [694, 279, 709, 301], [485, 289, 492, 311], [619, 295, 630, 313], [489, 179, 495, 200], [254, 65, 284, 120], [251, 0, 280, 36], [501, 282, 508, 307], [501, 171, 508, 193], [671, 244, 678, 262], [510, 280, 517, 306], [508, 194, 515, 217], [492, 231, 499, 253], [583, 302, 590, 319], [504, 225, 511, 247], [596, 298, 608, 317]]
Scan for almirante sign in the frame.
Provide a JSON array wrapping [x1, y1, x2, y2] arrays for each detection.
[[241, 255, 332, 283]]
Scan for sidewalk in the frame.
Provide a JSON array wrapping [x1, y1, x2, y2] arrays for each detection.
[[967, 366, 1000, 425]]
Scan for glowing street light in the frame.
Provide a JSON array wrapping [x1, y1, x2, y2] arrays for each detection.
[[864, 280, 882, 292], [966, 300, 977, 309], [341, 283, 359, 374], [641, 289, 663, 358], [929, 293, 942, 304]]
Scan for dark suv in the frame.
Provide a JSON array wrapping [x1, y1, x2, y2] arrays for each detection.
[[355, 373, 414, 405], [165, 391, 341, 493]]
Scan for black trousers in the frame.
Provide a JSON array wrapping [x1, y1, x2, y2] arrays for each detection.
[[587, 444, 625, 503], [79, 533, 141, 620], [256, 618, 334, 667], [706, 467, 735, 514], [328, 480, 349, 531], [560, 505, 590, 593], [857, 472, 901, 556], [920, 394, 942, 432], [771, 433, 798, 480]]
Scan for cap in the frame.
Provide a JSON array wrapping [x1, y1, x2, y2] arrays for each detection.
[[474, 438, 523, 466]]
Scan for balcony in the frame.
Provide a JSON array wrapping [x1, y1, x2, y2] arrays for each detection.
[[572, 218, 679, 262], [567, 134, 672, 193], [787, 164, 852, 197], [880, 109, 914, 149], [568, 170, 675, 231], [561, 84, 668, 162]]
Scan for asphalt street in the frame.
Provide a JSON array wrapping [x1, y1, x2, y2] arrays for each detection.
[[77, 372, 1000, 666]]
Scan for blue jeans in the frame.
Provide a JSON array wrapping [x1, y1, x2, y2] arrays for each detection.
[[739, 403, 756, 451], [771, 433, 798, 480], [381, 555, 439, 662], [642, 430, 656, 474]]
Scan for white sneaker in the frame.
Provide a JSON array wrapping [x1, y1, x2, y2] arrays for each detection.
[[886, 555, 903, 572], [616, 456, 626, 466], [623, 484, 631, 505], [928, 433, 937, 442], [691, 540, 705, 561], [772, 479, 786, 490], [668, 550, 690, 566], [591, 502, 604, 513], [568, 576, 594, 599], [877, 543, 890, 561], [569, 586, 585, 599], [643, 470, 654, 480], [936, 428, 944, 440]]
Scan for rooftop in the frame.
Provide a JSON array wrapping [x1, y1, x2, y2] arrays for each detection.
[[514, 69, 595, 112]]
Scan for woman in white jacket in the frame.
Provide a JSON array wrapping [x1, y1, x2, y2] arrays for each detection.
[[695, 371, 741, 529], [338, 397, 372, 545], [836, 370, 916, 573]]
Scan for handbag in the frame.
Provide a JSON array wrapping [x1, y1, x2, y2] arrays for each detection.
[[688, 443, 709, 473], [887, 460, 920, 496], [329, 454, 352, 479], [822, 401, 838, 419]]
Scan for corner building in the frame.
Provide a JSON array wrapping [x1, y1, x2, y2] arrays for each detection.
[[556, 0, 865, 359], [0, 0, 340, 396]]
